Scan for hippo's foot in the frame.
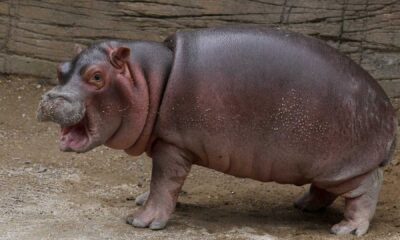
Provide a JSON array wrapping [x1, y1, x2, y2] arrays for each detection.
[[294, 184, 337, 212], [135, 191, 149, 206], [126, 206, 170, 230], [330, 168, 383, 237], [331, 220, 370, 236]]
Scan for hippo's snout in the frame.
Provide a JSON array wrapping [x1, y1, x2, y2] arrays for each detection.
[[37, 90, 85, 127]]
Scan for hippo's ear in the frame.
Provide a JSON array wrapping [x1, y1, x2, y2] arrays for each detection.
[[74, 44, 85, 55], [110, 47, 131, 69]]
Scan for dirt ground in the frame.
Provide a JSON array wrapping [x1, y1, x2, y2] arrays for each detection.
[[0, 75, 399, 240]]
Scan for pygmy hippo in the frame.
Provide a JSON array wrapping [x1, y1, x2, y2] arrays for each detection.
[[37, 26, 397, 236]]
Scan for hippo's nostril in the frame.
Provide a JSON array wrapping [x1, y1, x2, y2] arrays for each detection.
[[47, 92, 59, 99], [45, 92, 72, 103]]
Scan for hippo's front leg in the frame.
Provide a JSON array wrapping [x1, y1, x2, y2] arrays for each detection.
[[126, 141, 192, 230]]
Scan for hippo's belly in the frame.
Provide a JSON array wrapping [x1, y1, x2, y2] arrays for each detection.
[[155, 27, 396, 185]]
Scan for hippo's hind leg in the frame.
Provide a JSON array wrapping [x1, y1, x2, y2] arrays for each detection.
[[330, 168, 383, 236], [294, 184, 337, 212]]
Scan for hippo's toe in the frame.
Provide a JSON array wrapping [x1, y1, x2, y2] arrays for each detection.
[[126, 215, 147, 228], [135, 191, 149, 206], [149, 219, 168, 230]]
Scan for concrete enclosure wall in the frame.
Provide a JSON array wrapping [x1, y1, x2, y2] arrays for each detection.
[[0, 0, 399, 108]]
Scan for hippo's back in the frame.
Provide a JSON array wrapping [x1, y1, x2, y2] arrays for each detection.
[[156, 26, 397, 185]]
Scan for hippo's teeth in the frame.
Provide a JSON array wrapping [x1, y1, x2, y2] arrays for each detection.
[[61, 126, 73, 135]]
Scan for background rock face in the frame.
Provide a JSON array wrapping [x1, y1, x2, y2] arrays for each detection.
[[0, 1, 399, 102]]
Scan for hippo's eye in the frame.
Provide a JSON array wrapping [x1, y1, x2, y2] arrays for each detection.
[[93, 74, 101, 81], [87, 72, 105, 89]]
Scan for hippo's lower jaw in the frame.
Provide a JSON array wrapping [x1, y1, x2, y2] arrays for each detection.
[[59, 114, 101, 153]]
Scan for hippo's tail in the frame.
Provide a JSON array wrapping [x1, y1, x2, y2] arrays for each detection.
[[380, 135, 397, 167]]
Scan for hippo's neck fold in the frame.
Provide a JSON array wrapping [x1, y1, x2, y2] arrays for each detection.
[[122, 42, 173, 156]]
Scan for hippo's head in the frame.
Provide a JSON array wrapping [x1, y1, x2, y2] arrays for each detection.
[[37, 42, 150, 153]]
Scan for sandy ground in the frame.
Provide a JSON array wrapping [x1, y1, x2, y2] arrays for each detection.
[[0, 75, 399, 240]]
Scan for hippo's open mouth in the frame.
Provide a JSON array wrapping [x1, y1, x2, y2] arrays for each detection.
[[59, 115, 92, 152]]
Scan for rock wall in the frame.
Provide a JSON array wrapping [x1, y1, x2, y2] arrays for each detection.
[[0, 0, 399, 107]]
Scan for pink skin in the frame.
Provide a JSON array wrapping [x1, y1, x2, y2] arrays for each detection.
[[41, 46, 152, 154], [38, 27, 397, 236], [127, 27, 396, 235]]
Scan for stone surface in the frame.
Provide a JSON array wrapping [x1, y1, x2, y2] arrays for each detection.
[[0, 0, 399, 108]]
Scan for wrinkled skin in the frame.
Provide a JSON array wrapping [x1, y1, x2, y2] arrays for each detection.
[[37, 27, 397, 236], [37, 41, 172, 153]]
